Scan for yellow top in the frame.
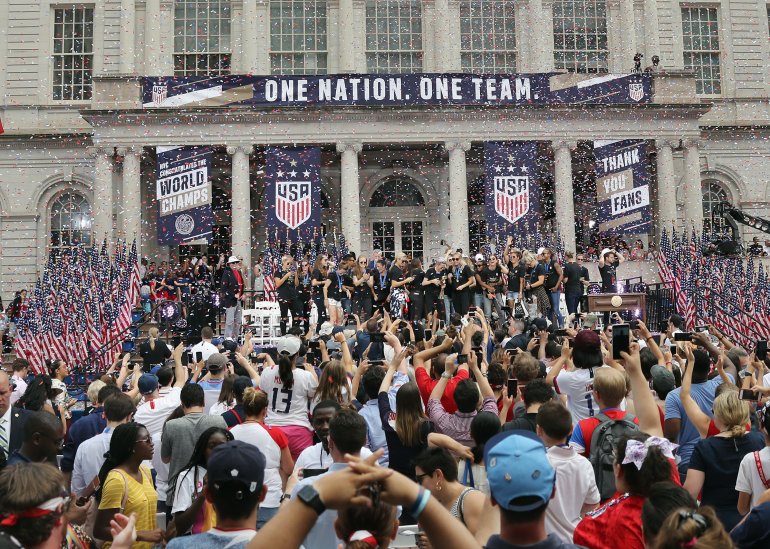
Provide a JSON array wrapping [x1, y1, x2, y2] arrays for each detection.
[[98, 465, 158, 549]]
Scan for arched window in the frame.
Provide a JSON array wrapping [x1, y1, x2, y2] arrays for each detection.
[[174, 0, 232, 76], [369, 178, 425, 207], [50, 191, 92, 249], [702, 180, 730, 234], [552, 0, 608, 73]]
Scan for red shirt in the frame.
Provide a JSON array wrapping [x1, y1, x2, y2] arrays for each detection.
[[573, 493, 645, 549], [496, 397, 514, 422], [573, 409, 639, 456], [706, 419, 751, 437], [415, 368, 469, 414], [233, 269, 244, 295]]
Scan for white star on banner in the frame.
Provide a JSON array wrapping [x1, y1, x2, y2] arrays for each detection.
[[289, 170, 298, 177], [521, 166, 529, 173], [494, 166, 502, 173], [289, 160, 298, 167], [303, 171, 310, 177], [507, 166, 515, 172], [277, 170, 284, 177]]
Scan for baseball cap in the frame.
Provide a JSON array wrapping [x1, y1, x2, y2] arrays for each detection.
[[207, 352, 228, 372], [537, 247, 546, 256], [318, 322, 334, 337], [149, 365, 163, 376], [228, 255, 240, 264], [277, 335, 302, 356], [137, 374, 159, 396], [650, 364, 676, 396], [206, 440, 266, 493], [573, 329, 601, 353], [435, 257, 446, 264], [222, 339, 238, 353], [484, 430, 555, 512], [532, 317, 549, 331], [474, 254, 485, 262]]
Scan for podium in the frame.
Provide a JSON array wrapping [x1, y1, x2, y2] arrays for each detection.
[[587, 293, 647, 320]]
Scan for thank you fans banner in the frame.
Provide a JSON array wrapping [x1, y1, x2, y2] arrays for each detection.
[[142, 73, 652, 108], [265, 147, 322, 242], [594, 140, 652, 235], [484, 142, 541, 237], [156, 145, 214, 245]]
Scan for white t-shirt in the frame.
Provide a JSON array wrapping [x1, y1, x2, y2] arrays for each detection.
[[259, 366, 318, 429], [208, 400, 233, 416], [172, 466, 207, 514], [736, 446, 770, 508], [72, 429, 112, 496], [152, 431, 170, 502], [10, 374, 27, 406], [190, 341, 220, 362], [230, 422, 285, 508], [134, 386, 182, 437], [292, 441, 373, 477], [554, 366, 608, 424], [544, 445, 600, 543]]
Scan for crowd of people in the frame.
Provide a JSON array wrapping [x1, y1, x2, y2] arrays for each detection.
[[1, 241, 770, 549]]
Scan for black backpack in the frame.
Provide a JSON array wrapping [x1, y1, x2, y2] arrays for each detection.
[[589, 412, 639, 501]]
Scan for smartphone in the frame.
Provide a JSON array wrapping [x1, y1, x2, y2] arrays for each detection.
[[309, 340, 321, 349], [739, 389, 760, 401], [756, 340, 768, 361], [184, 352, 192, 366], [249, 351, 259, 364], [457, 354, 468, 365], [468, 305, 477, 315], [695, 325, 709, 333], [612, 324, 631, 360], [424, 329, 433, 341], [650, 334, 661, 346], [437, 320, 445, 330], [371, 332, 385, 343], [555, 329, 568, 337], [369, 360, 385, 367], [171, 335, 182, 348], [674, 332, 693, 342], [195, 351, 203, 363], [506, 348, 520, 356], [629, 319, 639, 330], [507, 378, 518, 398]]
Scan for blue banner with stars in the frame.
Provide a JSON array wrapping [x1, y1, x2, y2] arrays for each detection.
[[265, 147, 322, 243], [484, 142, 541, 238]]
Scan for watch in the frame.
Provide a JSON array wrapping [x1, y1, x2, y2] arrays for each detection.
[[739, 369, 753, 379], [441, 371, 452, 379], [297, 484, 326, 515], [280, 493, 291, 503]]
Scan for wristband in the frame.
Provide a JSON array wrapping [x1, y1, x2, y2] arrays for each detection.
[[410, 487, 431, 520]]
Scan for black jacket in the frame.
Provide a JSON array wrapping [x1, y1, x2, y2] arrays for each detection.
[[0, 408, 31, 467], [219, 266, 243, 308]]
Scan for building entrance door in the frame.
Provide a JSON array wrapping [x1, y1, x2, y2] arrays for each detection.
[[370, 219, 425, 260]]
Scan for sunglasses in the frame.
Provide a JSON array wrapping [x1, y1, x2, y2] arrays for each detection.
[[415, 472, 430, 483]]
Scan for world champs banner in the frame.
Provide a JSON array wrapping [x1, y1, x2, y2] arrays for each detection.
[[484, 142, 541, 238], [594, 140, 651, 235], [265, 147, 322, 242], [156, 146, 214, 245]]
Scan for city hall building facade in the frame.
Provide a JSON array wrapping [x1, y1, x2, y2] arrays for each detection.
[[1, 0, 770, 300]]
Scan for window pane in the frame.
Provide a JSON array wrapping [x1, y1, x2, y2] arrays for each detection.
[[51, 7, 94, 100], [50, 191, 93, 249], [681, 7, 721, 95], [268, 1, 329, 75], [365, 1, 423, 73], [552, 0, 607, 73], [173, 0, 232, 76], [460, 1, 516, 73]]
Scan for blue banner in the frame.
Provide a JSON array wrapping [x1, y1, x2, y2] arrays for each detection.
[[142, 73, 652, 108], [265, 147, 322, 242], [156, 146, 214, 245], [594, 140, 651, 235], [484, 142, 541, 238]]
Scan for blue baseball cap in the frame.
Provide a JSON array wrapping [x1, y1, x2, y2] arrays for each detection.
[[484, 430, 555, 512], [137, 374, 159, 396], [207, 440, 266, 493]]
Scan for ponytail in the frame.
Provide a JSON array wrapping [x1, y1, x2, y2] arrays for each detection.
[[653, 506, 734, 549], [278, 355, 295, 390], [148, 327, 159, 351], [95, 422, 143, 502]]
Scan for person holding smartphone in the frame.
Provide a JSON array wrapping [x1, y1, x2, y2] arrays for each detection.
[[189, 326, 219, 363]]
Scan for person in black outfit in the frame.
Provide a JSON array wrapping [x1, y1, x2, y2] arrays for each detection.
[[505, 248, 527, 306], [477, 254, 508, 325], [327, 261, 352, 325], [274, 255, 299, 335], [220, 256, 245, 339], [542, 248, 564, 328], [294, 260, 313, 334], [407, 258, 425, 322], [598, 249, 624, 326], [371, 259, 391, 316], [138, 326, 172, 368], [562, 251, 584, 316], [422, 258, 447, 320], [311, 255, 331, 325], [388, 254, 413, 320], [351, 256, 374, 321], [448, 253, 474, 316]]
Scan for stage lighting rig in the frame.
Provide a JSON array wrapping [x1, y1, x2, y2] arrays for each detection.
[[717, 203, 770, 237]]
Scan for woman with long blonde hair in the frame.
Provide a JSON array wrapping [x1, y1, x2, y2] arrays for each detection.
[[683, 390, 764, 530], [351, 256, 373, 320], [138, 326, 171, 368]]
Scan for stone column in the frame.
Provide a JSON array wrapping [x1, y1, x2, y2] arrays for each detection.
[[445, 141, 471, 254], [552, 141, 576, 251], [144, 0, 162, 75], [434, 0, 461, 71], [338, 0, 356, 72], [528, 0, 555, 72], [682, 139, 703, 230], [337, 142, 363, 252], [642, 0, 660, 60], [227, 145, 253, 273], [119, 146, 143, 255], [618, 0, 637, 72], [90, 147, 114, 242], [656, 140, 678, 231], [242, 0, 269, 73], [120, 0, 136, 73]]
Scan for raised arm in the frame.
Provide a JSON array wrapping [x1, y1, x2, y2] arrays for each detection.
[[620, 342, 663, 437], [681, 345, 711, 438], [172, 343, 188, 388]]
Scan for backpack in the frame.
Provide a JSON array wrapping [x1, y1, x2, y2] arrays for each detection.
[[589, 412, 639, 501]]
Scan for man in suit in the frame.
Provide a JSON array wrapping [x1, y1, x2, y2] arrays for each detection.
[[0, 371, 32, 467], [220, 255, 244, 339]]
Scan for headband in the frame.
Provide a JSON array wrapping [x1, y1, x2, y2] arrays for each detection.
[[622, 436, 678, 470], [348, 530, 378, 548], [0, 495, 70, 526]]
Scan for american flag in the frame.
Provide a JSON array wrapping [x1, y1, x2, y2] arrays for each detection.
[[14, 240, 140, 374], [656, 229, 674, 288], [263, 245, 278, 302]]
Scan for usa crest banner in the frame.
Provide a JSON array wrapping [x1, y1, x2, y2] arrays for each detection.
[[484, 142, 541, 238], [156, 145, 214, 245], [265, 147, 322, 242], [594, 139, 651, 235]]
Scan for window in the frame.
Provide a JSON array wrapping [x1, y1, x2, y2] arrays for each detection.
[[369, 178, 425, 207], [702, 180, 730, 234], [460, 1, 517, 73], [681, 7, 721, 95], [52, 6, 94, 100], [365, 1, 423, 73], [270, 1, 328, 74], [50, 191, 92, 249], [400, 221, 424, 259], [552, 0, 608, 73], [469, 219, 487, 255], [174, 0, 232, 76]]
